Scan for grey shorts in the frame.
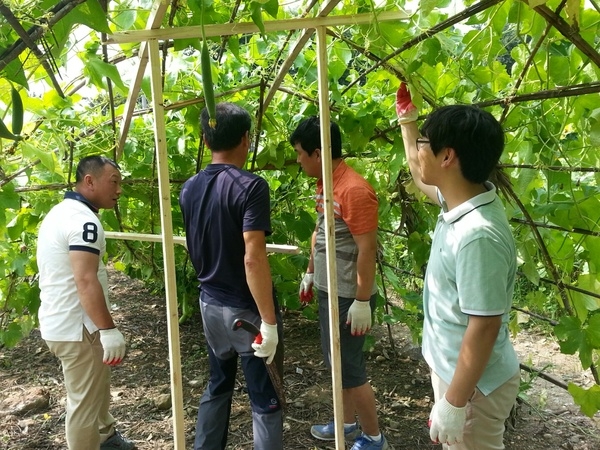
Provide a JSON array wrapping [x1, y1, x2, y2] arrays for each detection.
[[317, 289, 377, 389]]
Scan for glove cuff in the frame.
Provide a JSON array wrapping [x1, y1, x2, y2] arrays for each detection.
[[260, 322, 278, 332], [100, 328, 120, 336], [397, 109, 419, 124], [439, 394, 466, 417], [352, 299, 371, 310]]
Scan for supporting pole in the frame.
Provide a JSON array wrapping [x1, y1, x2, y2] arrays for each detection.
[[147, 39, 186, 449], [104, 231, 299, 254], [316, 25, 344, 450], [116, 0, 168, 159]]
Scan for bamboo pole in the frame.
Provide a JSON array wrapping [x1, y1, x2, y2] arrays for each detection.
[[147, 39, 186, 450], [116, 0, 168, 159], [316, 26, 345, 450], [105, 231, 299, 254], [262, 0, 341, 110], [104, 10, 409, 44]]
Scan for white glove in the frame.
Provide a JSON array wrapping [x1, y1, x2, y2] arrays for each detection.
[[346, 300, 372, 335], [396, 83, 419, 124], [251, 321, 279, 364], [429, 394, 467, 445], [99, 328, 126, 366], [299, 272, 314, 304]]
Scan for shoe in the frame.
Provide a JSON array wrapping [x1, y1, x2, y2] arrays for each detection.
[[350, 433, 390, 450], [100, 430, 136, 450], [310, 421, 361, 441]]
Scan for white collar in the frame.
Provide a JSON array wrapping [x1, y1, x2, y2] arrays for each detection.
[[439, 181, 497, 224]]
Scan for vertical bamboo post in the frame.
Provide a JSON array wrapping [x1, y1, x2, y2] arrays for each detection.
[[316, 25, 345, 450], [147, 39, 186, 449]]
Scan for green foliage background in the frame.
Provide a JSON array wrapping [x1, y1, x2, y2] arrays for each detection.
[[1, 0, 599, 416]]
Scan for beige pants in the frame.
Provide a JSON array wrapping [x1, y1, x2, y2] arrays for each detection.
[[46, 328, 116, 450], [431, 371, 520, 450]]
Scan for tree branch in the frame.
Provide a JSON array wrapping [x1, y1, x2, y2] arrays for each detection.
[[0, 1, 64, 96], [510, 218, 600, 238], [0, 0, 88, 72], [526, 0, 600, 68], [341, 0, 505, 97]]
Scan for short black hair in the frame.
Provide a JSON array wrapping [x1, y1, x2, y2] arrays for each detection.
[[76, 156, 120, 184], [289, 116, 342, 159], [200, 102, 252, 151], [420, 105, 504, 183]]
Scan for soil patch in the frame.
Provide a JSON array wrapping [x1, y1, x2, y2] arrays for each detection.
[[1, 269, 599, 449]]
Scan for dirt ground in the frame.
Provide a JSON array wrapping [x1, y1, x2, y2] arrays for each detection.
[[1, 268, 599, 450]]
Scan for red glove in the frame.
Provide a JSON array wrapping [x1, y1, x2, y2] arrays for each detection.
[[299, 272, 314, 305], [396, 83, 419, 124], [300, 290, 313, 304]]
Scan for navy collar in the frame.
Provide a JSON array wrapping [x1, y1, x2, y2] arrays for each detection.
[[64, 191, 99, 213]]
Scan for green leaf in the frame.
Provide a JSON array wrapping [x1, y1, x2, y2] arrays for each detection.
[[568, 383, 600, 418], [251, 4, 266, 37], [112, 6, 137, 30], [590, 109, 600, 146], [0, 183, 20, 211], [0, 321, 24, 348], [407, 232, 430, 274], [587, 314, 600, 348], [261, 0, 279, 19], [0, 116, 18, 140], [554, 316, 583, 354], [0, 47, 28, 88], [228, 36, 241, 61], [21, 141, 57, 173], [83, 57, 128, 94], [73, 0, 111, 34]]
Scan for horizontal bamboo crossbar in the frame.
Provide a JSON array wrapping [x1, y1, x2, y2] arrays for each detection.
[[105, 231, 300, 254], [104, 10, 410, 44]]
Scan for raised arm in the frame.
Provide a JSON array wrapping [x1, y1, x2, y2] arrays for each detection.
[[396, 84, 439, 204]]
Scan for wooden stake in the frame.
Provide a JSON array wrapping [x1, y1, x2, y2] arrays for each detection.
[[147, 39, 186, 450], [116, 0, 168, 159], [316, 25, 345, 450], [105, 231, 299, 254], [105, 10, 410, 45]]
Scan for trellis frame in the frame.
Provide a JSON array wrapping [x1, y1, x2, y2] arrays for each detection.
[[104, 2, 412, 448]]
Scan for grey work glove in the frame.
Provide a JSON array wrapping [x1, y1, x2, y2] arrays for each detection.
[[346, 299, 372, 335], [251, 321, 278, 364], [429, 393, 467, 445], [99, 328, 126, 366]]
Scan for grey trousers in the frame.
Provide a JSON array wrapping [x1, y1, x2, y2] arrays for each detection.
[[194, 299, 283, 450]]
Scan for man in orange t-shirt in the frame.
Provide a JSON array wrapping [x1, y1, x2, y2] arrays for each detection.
[[290, 117, 389, 450]]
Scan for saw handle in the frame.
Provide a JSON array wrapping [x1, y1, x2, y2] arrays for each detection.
[[232, 318, 262, 343]]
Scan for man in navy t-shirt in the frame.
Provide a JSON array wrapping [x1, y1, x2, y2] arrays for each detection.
[[179, 102, 283, 450]]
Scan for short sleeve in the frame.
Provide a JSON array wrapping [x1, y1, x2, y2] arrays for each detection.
[[243, 177, 272, 236], [456, 237, 512, 316], [67, 213, 104, 255], [341, 185, 378, 235]]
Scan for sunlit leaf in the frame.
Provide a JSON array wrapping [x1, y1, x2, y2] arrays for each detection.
[[83, 57, 128, 94], [568, 383, 600, 417], [74, 0, 111, 34]]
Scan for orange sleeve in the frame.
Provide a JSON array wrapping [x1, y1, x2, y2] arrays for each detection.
[[341, 184, 378, 235]]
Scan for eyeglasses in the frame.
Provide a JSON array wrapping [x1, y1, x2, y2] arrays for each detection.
[[416, 137, 430, 149]]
